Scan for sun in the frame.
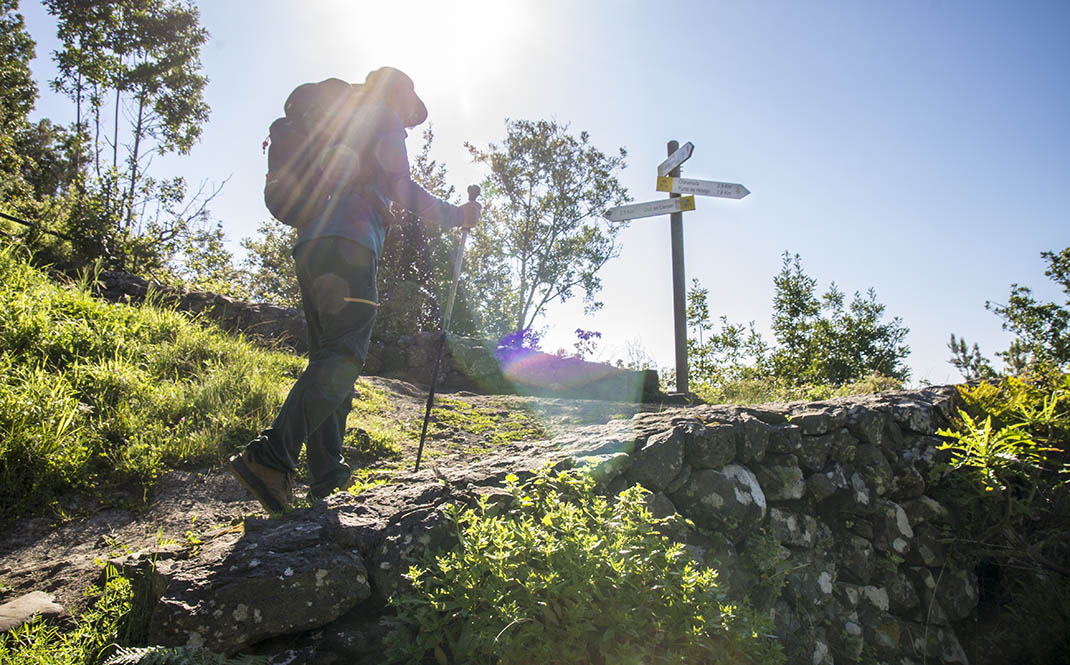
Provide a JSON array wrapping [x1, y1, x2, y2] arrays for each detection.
[[313, 0, 532, 97]]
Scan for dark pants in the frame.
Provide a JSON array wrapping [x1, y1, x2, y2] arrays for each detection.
[[248, 237, 378, 498]]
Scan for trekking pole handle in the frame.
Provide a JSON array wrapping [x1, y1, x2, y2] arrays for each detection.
[[443, 185, 480, 331]]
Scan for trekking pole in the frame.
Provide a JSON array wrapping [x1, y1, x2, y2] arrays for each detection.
[[414, 185, 480, 472]]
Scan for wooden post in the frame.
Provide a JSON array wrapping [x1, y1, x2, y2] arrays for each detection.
[[667, 140, 688, 394]]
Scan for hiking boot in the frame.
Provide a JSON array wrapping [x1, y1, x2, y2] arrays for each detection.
[[226, 449, 294, 513], [308, 473, 356, 504]]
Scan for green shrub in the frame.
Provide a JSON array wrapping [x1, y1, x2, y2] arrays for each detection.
[[387, 466, 784, 665], [934, 375, 1070, 664], [0, 246, 304, 523]]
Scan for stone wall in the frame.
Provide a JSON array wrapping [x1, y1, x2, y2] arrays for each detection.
[[107, 385, 989, 664]]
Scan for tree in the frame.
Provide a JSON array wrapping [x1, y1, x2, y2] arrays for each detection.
[[45, 0, 211, 269], [947, 333, 997, 381], [685, 253, 910, 397], [686, 278, 769, 386], [952, 247, 1070, 380], [375, 126, 466, 340], [769, 253, 910, 384], [240, 219, 299, 308], [0, 0, 37, 201], [14, 118, 87, 199], [464, 119, 630, 338], [989, 247, 1070, 374]]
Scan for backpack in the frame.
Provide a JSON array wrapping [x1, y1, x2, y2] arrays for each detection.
[[263, 78, 356, 228]]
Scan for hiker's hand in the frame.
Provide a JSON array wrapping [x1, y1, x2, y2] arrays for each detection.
[[458, 200, 482, 229]]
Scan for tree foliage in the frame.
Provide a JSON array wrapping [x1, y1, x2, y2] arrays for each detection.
[[43, 0, 211, 271], [464, 119, 630, 338], [770, 253, 910, 385], [686, 252, 910, 401], [0, 0, 37, 201], [949, 247, 1070, 380]]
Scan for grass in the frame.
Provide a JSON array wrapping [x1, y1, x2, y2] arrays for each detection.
[[0, 567, 132, 665], [0, 245, 305, 524], [418, 396, 548, 451], [691, 372, 904, 405]]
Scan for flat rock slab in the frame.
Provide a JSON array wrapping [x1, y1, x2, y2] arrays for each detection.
[[0, 591, 65, 633]]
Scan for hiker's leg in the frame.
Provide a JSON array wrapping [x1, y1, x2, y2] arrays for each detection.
[[305, 394, 353, 498], [250, 239, 377, 475]]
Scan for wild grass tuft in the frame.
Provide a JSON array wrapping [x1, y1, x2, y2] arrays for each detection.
[[0, 247, 304, 524]]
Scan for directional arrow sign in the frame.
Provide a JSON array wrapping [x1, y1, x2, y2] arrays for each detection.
[[656, 176, 750, 200], [605, 196, 696, 222], [657, 141, 694, 177]]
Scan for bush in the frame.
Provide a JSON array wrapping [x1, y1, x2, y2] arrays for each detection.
[[387, 466, 783, 665], [934, 375, 1070, 663]]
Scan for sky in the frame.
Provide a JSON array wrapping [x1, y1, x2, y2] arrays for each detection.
[[18, 0, 1070, 387]]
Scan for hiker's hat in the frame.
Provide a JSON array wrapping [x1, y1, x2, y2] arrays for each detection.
[[362, 67, 428, 128]]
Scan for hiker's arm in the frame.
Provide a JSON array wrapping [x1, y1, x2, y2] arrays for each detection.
[[375, 129, 465, 229]]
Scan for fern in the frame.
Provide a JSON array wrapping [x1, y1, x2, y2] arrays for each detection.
[[104, 646, 267, 665]]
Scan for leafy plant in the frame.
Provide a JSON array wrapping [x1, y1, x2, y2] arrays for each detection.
[[937, 409, 1060, 494], [933, 376, 1070, 663], [387, 466, 783, 665], [0, 567, 132, 665]]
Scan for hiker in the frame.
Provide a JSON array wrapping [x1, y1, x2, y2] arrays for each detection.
[[228, 67, 481, 512]]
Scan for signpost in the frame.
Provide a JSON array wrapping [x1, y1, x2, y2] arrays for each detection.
[[604, 139, 750, 395], [656, 176, 750, 200], [604, 196, 695, 222], [657, 141, 694, 177]]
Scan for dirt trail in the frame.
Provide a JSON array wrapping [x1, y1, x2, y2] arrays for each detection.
[[0, 376, 658, 618]]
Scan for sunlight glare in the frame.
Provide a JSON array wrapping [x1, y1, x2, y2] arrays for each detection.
[[315, 0, 531, 99]]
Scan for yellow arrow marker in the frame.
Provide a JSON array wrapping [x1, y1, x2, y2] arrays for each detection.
[[679, 195, 696, 212], [656, 176, 674, 193]]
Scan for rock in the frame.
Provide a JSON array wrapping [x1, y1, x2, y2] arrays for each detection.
[[140, 517, 371, 655], [838, 534, 875, 584], [625, 427, 685, 492], [889, 464, 926, 500], [845, 405, 886, 446], [371, 505, 454, 599], [682, 422, 737, 469], [881, 567, 921, 616], [755, 455, 805, 502], [905, 524, 945, 568], [769, 508, 818, 548], [855, 443, 894, 497], [892, 400, 936, 434], [789, 407, 847, 436], [931, 561, 979, 622], [664, 464, 691, 494], [553, 417, 639, 459], [0, 591, 65, 633], [873, 500, 915, 557], [644, 492, 679, 521], [670, 464, 767, 538], [902, 495, 952, 527], [735, 414, 770, 464], [798, 432, 835, 472], [824, 428, 860, 466], [825, 468, 875, 515], [783, 552, 838, 609], [767, 423, 803, 454], [899, 620, 969, 664], [576, 452, 633, 485], [806, 464, 848, 503]]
